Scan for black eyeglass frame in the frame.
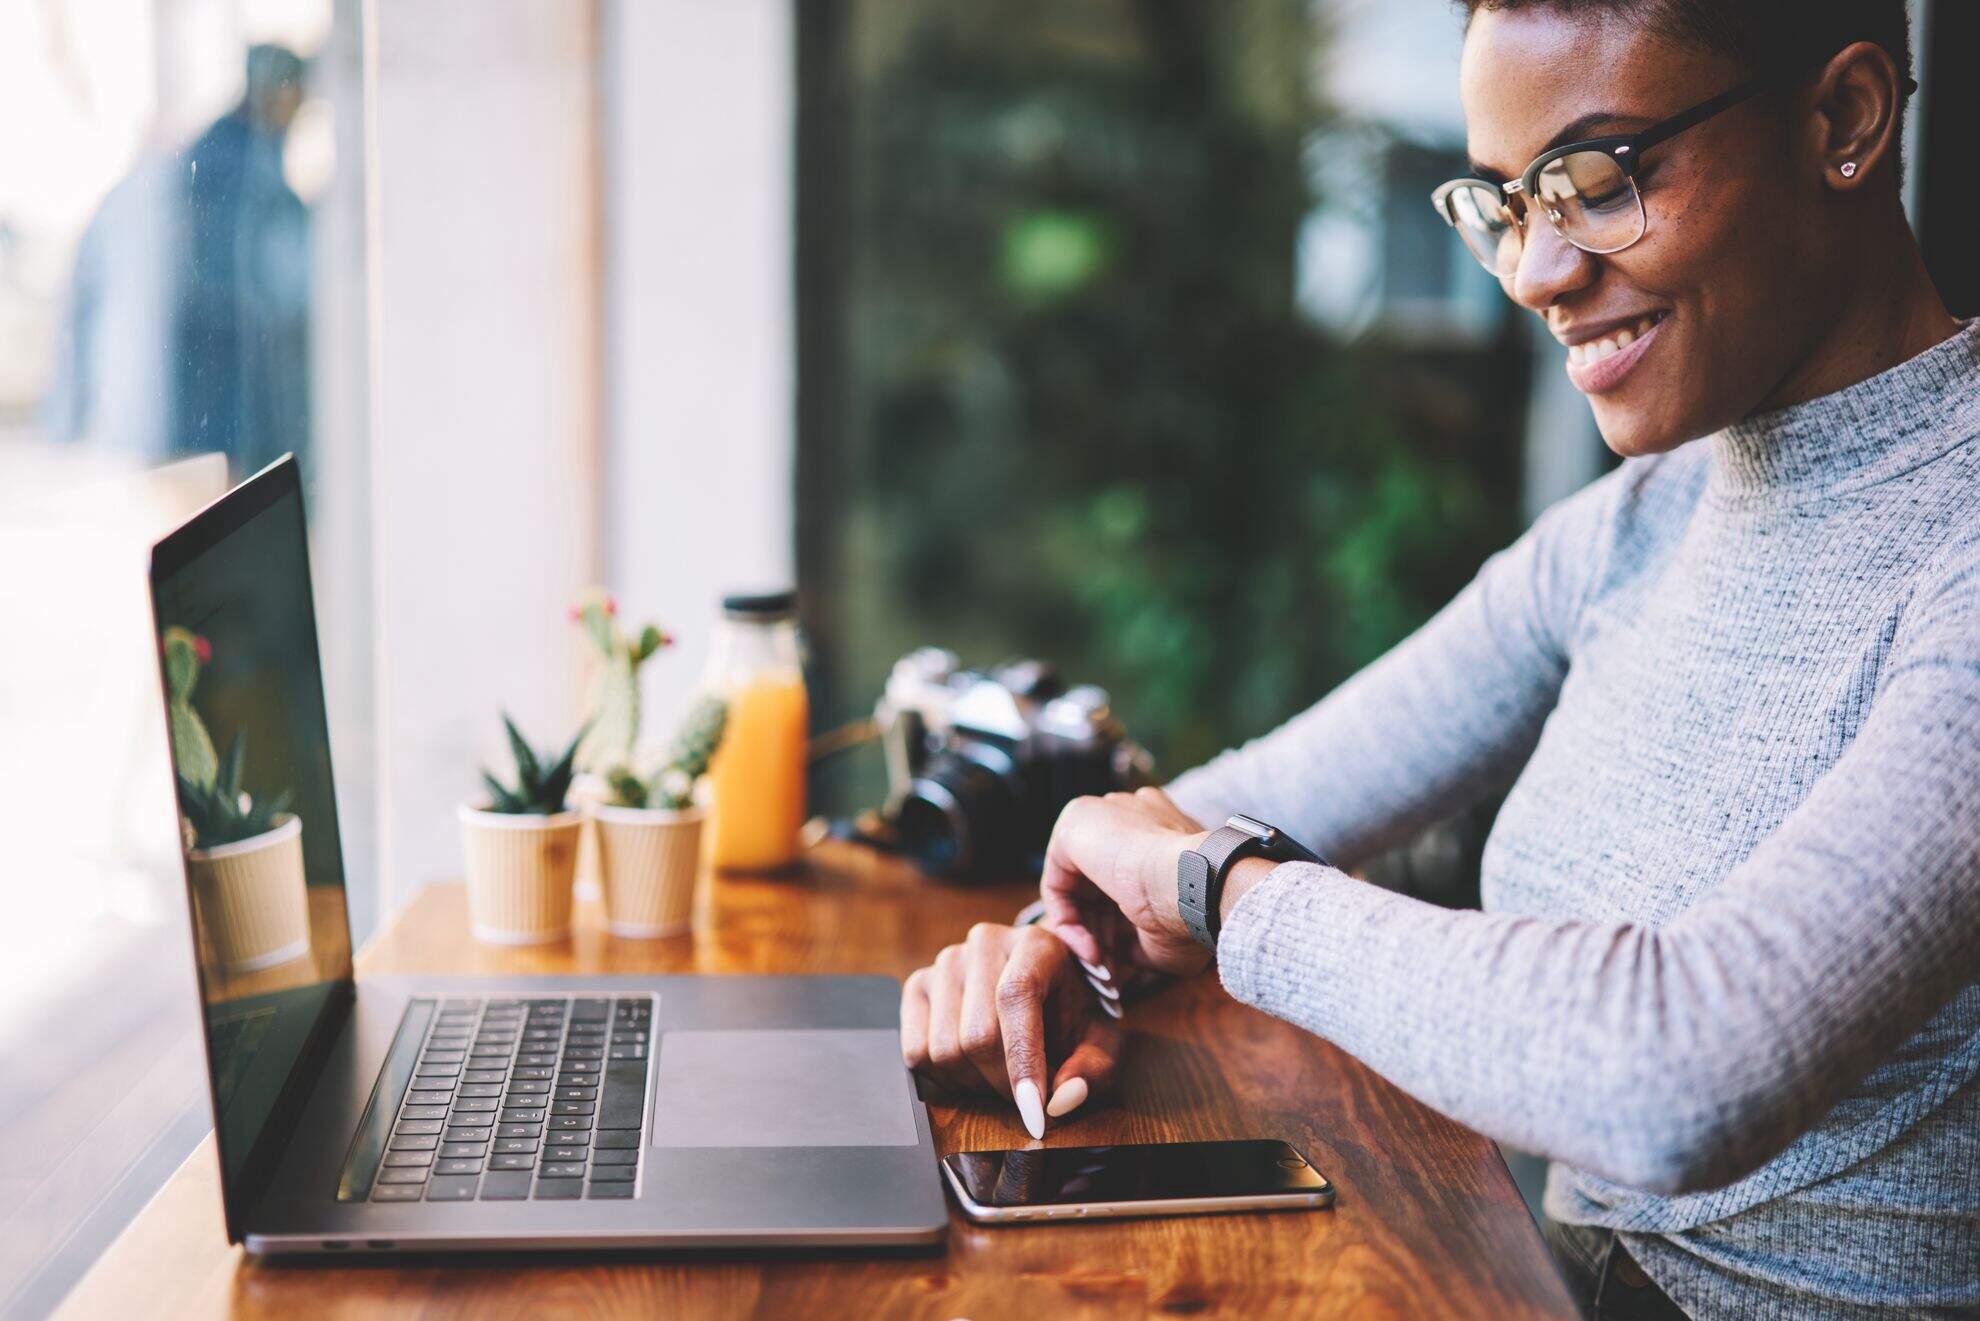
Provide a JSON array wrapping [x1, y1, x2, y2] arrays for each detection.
[[1431, 71, 1921, 266]]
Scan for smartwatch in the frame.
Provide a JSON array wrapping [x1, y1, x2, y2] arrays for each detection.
[[1177, 814, 1325, 951]]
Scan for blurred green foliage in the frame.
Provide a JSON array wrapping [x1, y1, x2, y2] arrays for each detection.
[[1000, 209, 1117, 303], [804, 0, 1525, 806]]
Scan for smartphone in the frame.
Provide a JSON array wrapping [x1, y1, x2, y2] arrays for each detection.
[[941, 1139, 1333, 1224]]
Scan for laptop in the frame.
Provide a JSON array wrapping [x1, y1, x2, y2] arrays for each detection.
[[148, 456, 947, 1253]]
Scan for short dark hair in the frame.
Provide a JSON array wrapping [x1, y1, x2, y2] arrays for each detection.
[[1455, 1, 1912, 178]]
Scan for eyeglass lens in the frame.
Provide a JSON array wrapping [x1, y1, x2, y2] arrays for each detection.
[[1444, 150, 1646, 277]]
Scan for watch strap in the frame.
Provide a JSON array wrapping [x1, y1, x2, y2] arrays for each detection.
[[1176, 849, 1215, 950], [1177, 824, 1266, 950]]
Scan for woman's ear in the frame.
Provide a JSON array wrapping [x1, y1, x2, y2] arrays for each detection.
[[1808, 40, 1906, 193]]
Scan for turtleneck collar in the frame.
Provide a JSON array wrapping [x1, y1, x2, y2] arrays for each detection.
[[1709, 317, 1980, 499]]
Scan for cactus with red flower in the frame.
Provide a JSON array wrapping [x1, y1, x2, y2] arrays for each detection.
[[570, 587, 673, 774], [163, 627, 292, 847], [163, 626, 219, 788]]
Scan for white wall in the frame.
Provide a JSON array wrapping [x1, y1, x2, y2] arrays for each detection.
[[600, 0, 796, 732], [368, 0, 603, 910], [364, 0, 796, 906]]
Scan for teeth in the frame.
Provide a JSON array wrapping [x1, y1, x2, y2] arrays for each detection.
[[1568, 314, 1661, 365]]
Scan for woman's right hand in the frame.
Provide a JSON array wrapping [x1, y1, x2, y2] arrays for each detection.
[[900, 921, 1123, 1139]]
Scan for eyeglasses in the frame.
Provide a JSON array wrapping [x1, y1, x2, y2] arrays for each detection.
[[1430, 73, 1918, 278]]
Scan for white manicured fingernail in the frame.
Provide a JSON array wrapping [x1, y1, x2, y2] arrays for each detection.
[[1086, 975, 1120, 1000], [1046, 1076, 1088, 1118], [1078, 959, 1112, 981], [1098, 997, 1122, 1019], [1014, 1079, 1045, 1139]]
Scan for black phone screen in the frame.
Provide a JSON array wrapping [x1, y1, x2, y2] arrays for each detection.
[[946, 1139, 1327, 1207]]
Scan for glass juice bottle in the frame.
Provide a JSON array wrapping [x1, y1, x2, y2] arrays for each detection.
[[703, 591, 809, 871]]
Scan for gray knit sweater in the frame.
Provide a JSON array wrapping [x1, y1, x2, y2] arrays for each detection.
[[1166, 320, 1980, 1318]]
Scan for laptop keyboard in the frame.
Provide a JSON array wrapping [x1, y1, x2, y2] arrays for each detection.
[[368, 995, 650, 1202]]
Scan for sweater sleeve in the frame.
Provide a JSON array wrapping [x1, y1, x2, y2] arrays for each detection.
[[1214, 550, 1980, 1195], [1164, 467, 1621, 865]]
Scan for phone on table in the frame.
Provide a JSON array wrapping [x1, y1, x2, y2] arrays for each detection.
[[941, 1139, 1333, 1224]]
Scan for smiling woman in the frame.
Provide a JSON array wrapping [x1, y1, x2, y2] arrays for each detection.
[[900, 1, 1978, 1316], [1452, 0, 1949, 457]]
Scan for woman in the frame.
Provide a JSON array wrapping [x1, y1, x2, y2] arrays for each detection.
[[900, 2, 1977, 1315]]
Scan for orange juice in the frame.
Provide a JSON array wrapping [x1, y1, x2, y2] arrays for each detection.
[[706, 674, 809, 871]]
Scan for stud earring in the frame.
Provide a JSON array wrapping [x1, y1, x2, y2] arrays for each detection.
[[1840, 162, 1859, 178]]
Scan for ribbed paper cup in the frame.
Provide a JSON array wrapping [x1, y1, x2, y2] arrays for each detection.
[[187, 814, 311, 972], [590, 804, 703, 937], [458, 806, 583, 944]]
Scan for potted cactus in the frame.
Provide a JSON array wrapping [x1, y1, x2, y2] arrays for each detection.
[[459, 715, 587, 943], [165, 627, 310, 972], [588, 694, 726, 937], [567, 590, 673, 901]]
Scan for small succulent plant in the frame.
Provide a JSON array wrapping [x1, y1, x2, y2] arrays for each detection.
[[178, 731, 292, 849], [606, 693, 727, 811], [481, 714, 588, 814], [571, 589, 673, 775]]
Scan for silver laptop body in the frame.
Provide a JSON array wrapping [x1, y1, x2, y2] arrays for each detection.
[[148, 458, 946, 1255]]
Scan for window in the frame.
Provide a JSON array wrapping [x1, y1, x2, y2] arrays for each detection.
[[796, 0, 1534, 846], [0, 2, 369, 1309]]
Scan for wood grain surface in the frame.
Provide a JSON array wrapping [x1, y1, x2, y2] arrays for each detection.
[[60, 842, 1574, 1320]]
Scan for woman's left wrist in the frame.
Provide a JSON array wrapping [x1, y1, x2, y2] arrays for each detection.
[[1217, 855, 1282, 929]]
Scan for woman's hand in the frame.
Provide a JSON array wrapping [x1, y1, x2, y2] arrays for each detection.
[[1039, 787, 1213, 979], [900, 922, 1122, 1138]]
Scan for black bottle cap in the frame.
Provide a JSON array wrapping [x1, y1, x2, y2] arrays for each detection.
[[721, 589, 798, 619]]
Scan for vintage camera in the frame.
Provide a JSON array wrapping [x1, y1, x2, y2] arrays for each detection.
[[876, 648, 1152, 878]]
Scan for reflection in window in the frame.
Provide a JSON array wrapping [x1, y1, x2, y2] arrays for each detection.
[[37, 37, 318, 475], [0, 2, 366, 1311]]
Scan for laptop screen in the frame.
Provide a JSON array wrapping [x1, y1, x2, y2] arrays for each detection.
[[149, 458, 353, 1233]]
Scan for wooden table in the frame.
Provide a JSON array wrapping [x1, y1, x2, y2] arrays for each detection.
[[62, 843, 1574, 1319]]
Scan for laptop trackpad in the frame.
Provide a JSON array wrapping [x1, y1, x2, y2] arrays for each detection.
[[649, 1028, 919, 1148]]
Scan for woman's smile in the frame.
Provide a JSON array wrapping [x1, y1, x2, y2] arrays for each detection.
[[1563, 310, 1668, 394]]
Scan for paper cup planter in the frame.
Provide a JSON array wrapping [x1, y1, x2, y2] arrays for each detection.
[[587, 803, 703, 937], [459, 806, 584, 944], [187, 813, 310, 972]]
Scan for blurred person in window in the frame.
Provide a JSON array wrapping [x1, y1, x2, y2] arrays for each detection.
[[900, 1, 1978, 1315], [45, 44, 310, 477]]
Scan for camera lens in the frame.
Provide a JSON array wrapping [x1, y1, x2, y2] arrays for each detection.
[[896, 745, 1021, 877]]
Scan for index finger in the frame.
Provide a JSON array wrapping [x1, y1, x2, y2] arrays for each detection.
[[995, 928, 1064, 1136]]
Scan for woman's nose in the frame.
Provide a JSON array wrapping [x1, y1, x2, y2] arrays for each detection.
[[1505, 217, 1599, 312]]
